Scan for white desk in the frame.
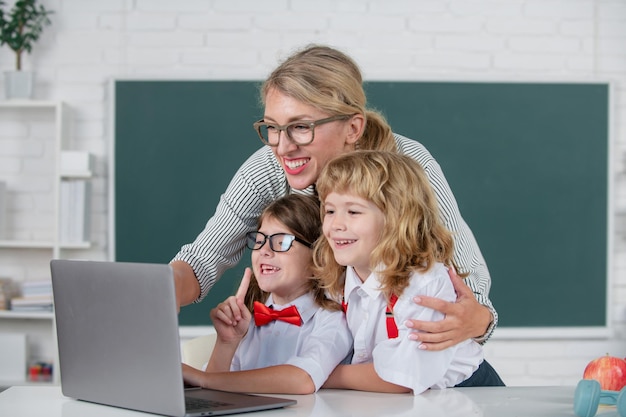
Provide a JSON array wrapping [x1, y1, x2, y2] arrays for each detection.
[[0, 385, 604, 417]]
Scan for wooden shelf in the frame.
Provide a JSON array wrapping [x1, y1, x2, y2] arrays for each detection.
[[0, 379, 56, 389], [0, 100, 59, 108], [0, 240, 55, 249], [0, 240, 90, 250], [60, 171, 93, 179], [0, 310, 54, 320]]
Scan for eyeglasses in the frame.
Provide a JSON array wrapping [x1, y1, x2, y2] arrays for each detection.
[[245, 231, 312, 252], [252, 115, 350, 146]]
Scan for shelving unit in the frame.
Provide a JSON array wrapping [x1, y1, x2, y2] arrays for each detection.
[[0, 310, 57, 388], [0, 100, 92, 387], [0, 100, 92, 257]]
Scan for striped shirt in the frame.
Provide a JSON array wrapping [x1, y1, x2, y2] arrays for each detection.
[[172, 134, 498, 342]]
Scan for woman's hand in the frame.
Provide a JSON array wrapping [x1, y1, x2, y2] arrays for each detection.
[[405, 268, 493, 351]]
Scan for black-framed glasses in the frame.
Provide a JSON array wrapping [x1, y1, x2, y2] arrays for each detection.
[[245, 231, 312, 252], [252, 115, 350, 146]]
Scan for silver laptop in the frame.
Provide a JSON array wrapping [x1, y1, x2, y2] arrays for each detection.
[[50, 259, 297, 417]]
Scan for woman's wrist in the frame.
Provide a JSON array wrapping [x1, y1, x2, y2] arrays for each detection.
[[473, 305, 496, 344]]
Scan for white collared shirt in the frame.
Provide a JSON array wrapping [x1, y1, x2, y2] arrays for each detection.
[[232, 292, 353, 391], [344, 264, 483, 395]]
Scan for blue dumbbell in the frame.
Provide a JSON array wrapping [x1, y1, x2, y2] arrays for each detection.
[[574, 379, 626, 417]]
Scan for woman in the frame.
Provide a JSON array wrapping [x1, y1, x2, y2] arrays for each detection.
[[171, 44, 497, 350]]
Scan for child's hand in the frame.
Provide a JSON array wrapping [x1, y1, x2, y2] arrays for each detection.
[[210, 268, 252, 343]]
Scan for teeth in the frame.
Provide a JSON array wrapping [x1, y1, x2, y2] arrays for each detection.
[[285, 158, 309, 169], [335, 240, 356, 245], [261, 265, 280, 273]]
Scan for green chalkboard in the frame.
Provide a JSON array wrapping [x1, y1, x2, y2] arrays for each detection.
[[114, 80, 609, 329]]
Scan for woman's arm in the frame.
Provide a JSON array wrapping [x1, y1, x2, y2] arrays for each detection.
[[171, 260, 201, 311], [323, 364, 411, 394], [182, 364, 316, 395], [395, 135, 497, 347], [170, 148, 287, 307]]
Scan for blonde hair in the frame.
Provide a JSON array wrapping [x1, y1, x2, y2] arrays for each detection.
[[313, 151, 457, 300], [261, 44, 397, 152], [244, 194, 341, 311]]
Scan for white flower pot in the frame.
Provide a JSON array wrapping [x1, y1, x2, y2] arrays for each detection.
[[3, 71, 34, 99]]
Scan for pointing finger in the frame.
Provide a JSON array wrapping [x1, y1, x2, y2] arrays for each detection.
[[235, 267, 252, 300]]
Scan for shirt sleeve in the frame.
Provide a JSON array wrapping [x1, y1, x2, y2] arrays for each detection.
[[285, 310, 353, 392], [394, 134, 498, 342], [230, 321, 254, 372], [171, 147, 287, 301], [372, 271, 461, 394]]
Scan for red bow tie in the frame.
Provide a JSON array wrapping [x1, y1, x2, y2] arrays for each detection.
[[253, 301, 302, 327]]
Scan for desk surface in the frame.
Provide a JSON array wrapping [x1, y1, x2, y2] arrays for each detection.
[[0, 384, 605, 417]]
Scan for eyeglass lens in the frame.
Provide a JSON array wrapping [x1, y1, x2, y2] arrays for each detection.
[[257, 122, 313, 146], [246, 232, 296, 252]]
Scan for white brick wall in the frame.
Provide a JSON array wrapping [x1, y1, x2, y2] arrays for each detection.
[[0, 0, 624, 387]]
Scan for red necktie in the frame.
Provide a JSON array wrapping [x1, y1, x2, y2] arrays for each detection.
[[253, 301, 302, 327]]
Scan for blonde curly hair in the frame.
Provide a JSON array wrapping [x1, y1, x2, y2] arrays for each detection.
[[313, 150, 459, 300]]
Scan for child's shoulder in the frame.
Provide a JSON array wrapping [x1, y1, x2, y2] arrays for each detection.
[[296, 293, 345, 325], [393, 265, 456, 315], [312, 304, 346, 319], [302, 305, 350, 339], [405, 263, 453, 295]]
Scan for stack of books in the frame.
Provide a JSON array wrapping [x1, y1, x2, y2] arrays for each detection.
[[10, 280, 53, 312]]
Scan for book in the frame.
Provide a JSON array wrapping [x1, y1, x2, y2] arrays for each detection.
[[10, 295, 53, 312], [0, 180, 6, 239], [59, 179, 91, 243], [20, 280, 53, 297]]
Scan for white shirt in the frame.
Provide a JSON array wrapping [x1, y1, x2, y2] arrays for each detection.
[[172, 134, 497, 342], [232, 292, 353, 392], [344, 264, 483, 395]]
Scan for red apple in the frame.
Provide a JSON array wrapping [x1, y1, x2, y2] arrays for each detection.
[[583, 354, 626, 391]]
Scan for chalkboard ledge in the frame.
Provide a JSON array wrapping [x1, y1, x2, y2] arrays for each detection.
[[492, 327, 611, 340]]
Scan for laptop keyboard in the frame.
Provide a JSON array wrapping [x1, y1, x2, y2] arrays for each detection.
[[185, 396, 232, 410]]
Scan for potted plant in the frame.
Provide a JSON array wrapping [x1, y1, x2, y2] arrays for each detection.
[[0, 0, 53, 99]]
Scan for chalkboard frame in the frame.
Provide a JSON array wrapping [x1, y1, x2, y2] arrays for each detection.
[[111, 79, 612, 339]]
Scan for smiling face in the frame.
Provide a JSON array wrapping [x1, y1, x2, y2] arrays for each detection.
[[322, 191, 385, 282], [263, 88, 363, 190], [251, 215, 313, 305]]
